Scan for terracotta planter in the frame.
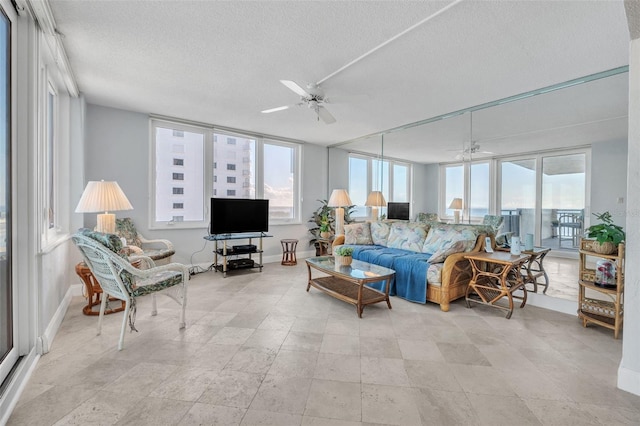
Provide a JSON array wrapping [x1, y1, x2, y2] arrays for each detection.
[[592, 241, 616, 255]]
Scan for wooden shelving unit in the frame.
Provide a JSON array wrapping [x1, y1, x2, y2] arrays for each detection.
[[578, 239, 625, 338]]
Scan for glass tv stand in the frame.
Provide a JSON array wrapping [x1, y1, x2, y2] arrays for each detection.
[[204, 232, 272, 277]]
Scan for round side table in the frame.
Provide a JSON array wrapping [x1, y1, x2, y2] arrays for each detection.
[[280, 239, 298, 266], [75, 262, 126, 316]]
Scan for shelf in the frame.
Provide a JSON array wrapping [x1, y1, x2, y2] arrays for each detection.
[[215, 248, 262, 256], [579, 280, 621, 294], [578, 239, 624, 339]]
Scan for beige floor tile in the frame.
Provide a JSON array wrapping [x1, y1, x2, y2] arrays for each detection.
[[523, 399, 601, 425], [359, 336, 402, 359], [149, 367, 219, 402], [8, 385, 95, 425], [112, 397, 194, 425], [249, 375, 312, 414], [240, 409, 302, 426], [361, 383, 422, 425], [403, 360, 462, 392], [304, 379, 362, 421], [281, 331, 324, 352], [361, 357, 410, 387], [209, 327, 255, 345], [452, 364, 517, 397], [268, 349, 318, 378], [198, 370, 264, 409], [104, 362, 178, 396], [224, 346, 278, 375], [437, 342, 492, 366], [51, 390, 144, 425], [314, 353, 361, 383], [178, 403, 245, 426], [412, 388, 480, 425], [397, 338, 446, 362], [320, 334, 360, 356], [301, 416, 363, 426], [466, 393, 542, 426], [242, 329, 288, 350]]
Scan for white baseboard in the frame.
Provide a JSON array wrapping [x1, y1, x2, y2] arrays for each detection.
[[526, 292, 577, 316], [37, 284, 74, 354], [618, 363, 640, 396]]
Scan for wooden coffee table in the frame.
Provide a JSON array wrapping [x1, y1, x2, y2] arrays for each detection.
[[305, 256, 395, 318]]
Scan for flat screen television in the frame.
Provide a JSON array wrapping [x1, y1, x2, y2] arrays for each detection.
[[387, 202, 410, 221], [210, 198, 269, 235]]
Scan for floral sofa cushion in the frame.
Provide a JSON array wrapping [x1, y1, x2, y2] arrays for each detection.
[[387, 222, 430, 252], [427, 239, 476, 263], [370, 221, 391, 246], [344, 222, 374, 245], [422, 225, 479, 255], [427, 263, 443, 284]]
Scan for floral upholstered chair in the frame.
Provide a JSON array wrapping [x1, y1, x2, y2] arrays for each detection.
[[115, 217, 175, 265], [482, 214, 513, 246], [72, 229, 188, 350], [415, 212, 440, 223]]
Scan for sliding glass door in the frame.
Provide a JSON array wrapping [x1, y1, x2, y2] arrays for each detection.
[[542, 153, 586, 251], [0, 4, 15, 385], [500, 158, 536, 239]]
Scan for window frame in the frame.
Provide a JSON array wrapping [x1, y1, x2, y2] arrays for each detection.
[[150, 119, 303, 229], [347, 152, 412, 220]]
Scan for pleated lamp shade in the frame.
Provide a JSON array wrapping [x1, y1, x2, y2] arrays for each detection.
[[75, 181, 133, 233]]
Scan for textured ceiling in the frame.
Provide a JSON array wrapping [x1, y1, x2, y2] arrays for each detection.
[[49, 0, 631, 163]]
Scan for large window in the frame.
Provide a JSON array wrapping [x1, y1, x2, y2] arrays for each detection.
[[152, 120, 301, 228], [348, 153, 411, 218], [441, 148, 589, 253], [0, 1, 14, 388]]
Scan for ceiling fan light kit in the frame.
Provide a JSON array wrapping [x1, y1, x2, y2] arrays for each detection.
[[262, 79, 336, 124]]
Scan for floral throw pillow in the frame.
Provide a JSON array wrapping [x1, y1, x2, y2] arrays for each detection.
[[344, 222, 373, 245], [427, 239, 476, 263], [370, 221, 391, 246], [387, 222, 430, 252]]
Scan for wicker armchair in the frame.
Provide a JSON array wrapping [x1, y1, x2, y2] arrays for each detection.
[[115, 217, 175, 265], [72, 229, 188, 351]]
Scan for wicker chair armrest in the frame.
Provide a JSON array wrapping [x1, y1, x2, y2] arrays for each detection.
[[121, 258, 189, 281], [332, 235, 345, 247], [127, 254, 156, 269], [138, 236, 174, 251]]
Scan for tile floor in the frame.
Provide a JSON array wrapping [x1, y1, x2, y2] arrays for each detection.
[[8, 258, 640, 425]]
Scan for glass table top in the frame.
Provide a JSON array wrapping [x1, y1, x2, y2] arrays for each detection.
[[306, 256, 395, 280]]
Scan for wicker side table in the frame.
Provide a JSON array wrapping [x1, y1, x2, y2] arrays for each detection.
[[75, 262, 126, 316]]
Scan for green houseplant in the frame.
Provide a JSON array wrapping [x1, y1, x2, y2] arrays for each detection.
[[585, 211, 625, 254], [334, 246, 354, 266]]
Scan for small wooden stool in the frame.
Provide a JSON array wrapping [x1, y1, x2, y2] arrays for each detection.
[[281, 239, 298, 266]]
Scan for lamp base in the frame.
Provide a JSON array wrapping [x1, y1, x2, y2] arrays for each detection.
[[371, 206, 379, 221], [96, 213, 116, 234], [453, 210, 460, 224], [335, 207, 345, 236]]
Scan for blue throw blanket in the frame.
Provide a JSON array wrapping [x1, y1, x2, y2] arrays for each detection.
[[350, 245, 431, 303]]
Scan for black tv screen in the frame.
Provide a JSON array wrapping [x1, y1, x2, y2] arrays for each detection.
[[387, 202, 410, 220], [210, 198, 269, 235]]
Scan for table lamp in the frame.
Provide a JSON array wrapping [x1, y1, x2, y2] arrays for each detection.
[[365, 191, 386, 221], [448, 197, 463, 224], [328, 189, 352, 236], [75, 180, 133, 234]]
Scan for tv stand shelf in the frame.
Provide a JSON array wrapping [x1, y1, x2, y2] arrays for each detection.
[[204, 232, 272, 277]]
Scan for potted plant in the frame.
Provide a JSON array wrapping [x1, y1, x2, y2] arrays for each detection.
[[334, 246, 354, 266], [319, 215, 331, 239], [585, 211, 625, 254]]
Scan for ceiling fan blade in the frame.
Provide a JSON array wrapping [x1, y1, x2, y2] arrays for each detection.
[[317, 106, 336, 124], [261, 105, 290, 114], [280, 80, 310, 97]]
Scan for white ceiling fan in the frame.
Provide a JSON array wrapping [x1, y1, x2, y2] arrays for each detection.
[[450, 141, 495, 160], [261, 80, 336, 124]]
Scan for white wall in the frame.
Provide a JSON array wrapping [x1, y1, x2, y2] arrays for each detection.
[[619, 32, 640, 396], [590, 139, 628, 229], [84, 104, 329, 264], [412, 163, 439, 217]]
